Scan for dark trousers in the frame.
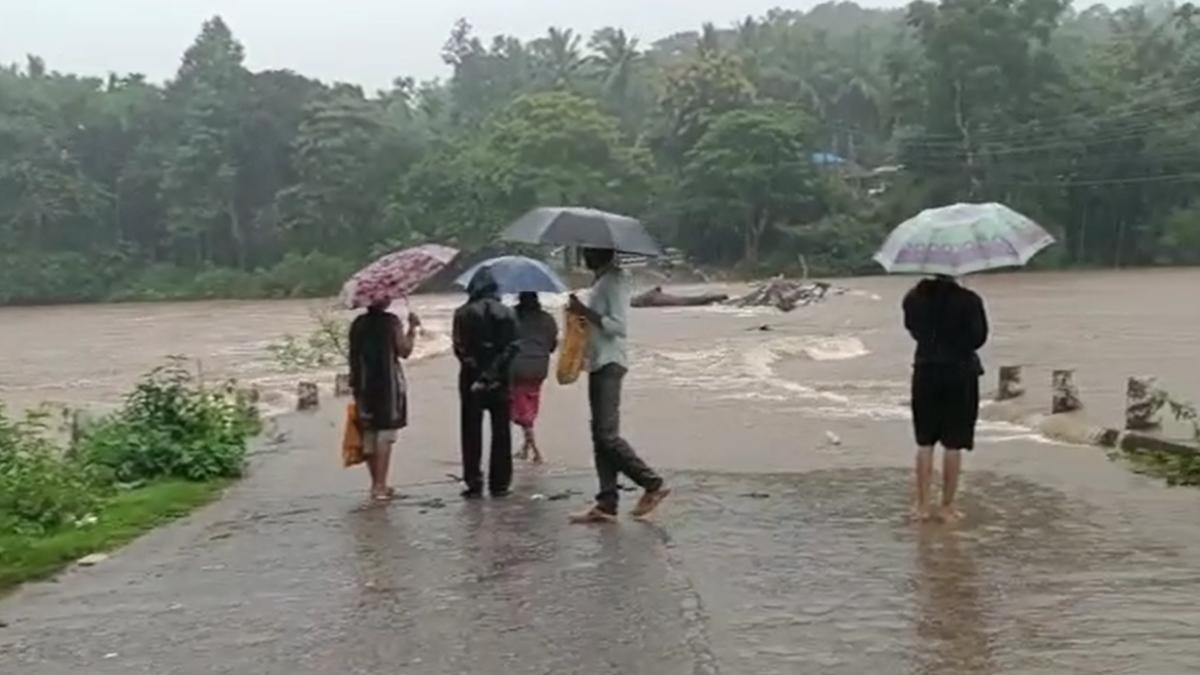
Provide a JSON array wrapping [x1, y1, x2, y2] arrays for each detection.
[[459, 370, 513, 493], [589, 364, 662, 514]]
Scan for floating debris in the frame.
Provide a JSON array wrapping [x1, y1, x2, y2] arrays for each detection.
[[728, 279, 842, 312], [632, 286, 729, 308]]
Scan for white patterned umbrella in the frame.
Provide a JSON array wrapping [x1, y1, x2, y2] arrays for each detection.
[[874, 202, 1056, 276], [340, 244, 458, 308]]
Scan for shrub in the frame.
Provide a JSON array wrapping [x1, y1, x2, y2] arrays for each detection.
[[1159, 205, 1200, 265], [266, 309, 350, 370], [0, 252, 117, 305], [107, 263, 197, 302], [0, 408, 100, 535], [189, 267, 264, 299], [774, 215, 885, 277], [81, 362, 261, 482], [260, 252, 356, 298]]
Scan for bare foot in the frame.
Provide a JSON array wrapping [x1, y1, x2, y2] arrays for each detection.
[[371, 487, 396, 503], [531, 452, 545, 465], [910, 502, 934, 522], [516, 446, 529, 461], [936, 504, 964, 524]]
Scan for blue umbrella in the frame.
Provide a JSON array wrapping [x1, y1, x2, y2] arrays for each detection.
[[454, 255, 568, 294]]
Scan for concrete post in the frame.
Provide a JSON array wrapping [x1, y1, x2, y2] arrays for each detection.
[[1052, 369, 1082, 414], [334, 373, 352, 398], [997, 365, 1024, 401], [1125, 376, 1163, 431], [297, 381, 319, 411]]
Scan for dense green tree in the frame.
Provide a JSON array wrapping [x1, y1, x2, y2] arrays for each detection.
[[3, 4, 1200, 305], [655, 39, 755, 166], [680, 106, 819, 265], [487, 92, 650, 210], [160, 17, 252, 267]]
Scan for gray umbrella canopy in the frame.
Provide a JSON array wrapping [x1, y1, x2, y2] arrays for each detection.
[[500, 207, 663, 256]]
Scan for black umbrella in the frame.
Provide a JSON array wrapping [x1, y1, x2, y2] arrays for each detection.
[[500, 207, 663, 257]]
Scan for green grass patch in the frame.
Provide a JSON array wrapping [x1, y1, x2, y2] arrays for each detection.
[[0, 479, 228, 593]]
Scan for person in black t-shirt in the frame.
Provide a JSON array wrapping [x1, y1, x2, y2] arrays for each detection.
[[903, 275, 989, 523]]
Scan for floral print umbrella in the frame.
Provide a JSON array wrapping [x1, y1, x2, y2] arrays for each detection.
[[874, 202, 1055, 276], [340, 244, 459, 308]]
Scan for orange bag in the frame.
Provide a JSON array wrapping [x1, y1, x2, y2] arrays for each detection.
[[341, 403, 365, 467], [556, 310, 588, 385]]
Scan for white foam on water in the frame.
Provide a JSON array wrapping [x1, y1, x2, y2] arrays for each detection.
[[659, 304, 778, 318], [717, 391, 793, 403], [643, 334, 871, 409], [847, 289, 883, 302], [803, 337, 870, 362], [977, 419, 1029, 433], [656, 348, 728, 363], [802, 404, 909, 421], [977, 432, 1076, 446]]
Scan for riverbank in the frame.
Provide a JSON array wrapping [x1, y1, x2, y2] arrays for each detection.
[[3, 248, 1183, 308], [0, 480, 229, 593], [0, 365, 260, 593], [0, 252, 357, 307]]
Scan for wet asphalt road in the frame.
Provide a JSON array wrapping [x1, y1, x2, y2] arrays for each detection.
[[4, 441, 1200, 674]]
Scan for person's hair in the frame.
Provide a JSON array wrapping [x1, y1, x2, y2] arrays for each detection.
[[516, 291, 540, 316], [584, 247, 616, 268], [367, 301, 390, 313], [912, 276, 960, 310]]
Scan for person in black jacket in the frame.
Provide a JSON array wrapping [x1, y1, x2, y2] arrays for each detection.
[[452, 268, 519, 498], [903, 275, 989, 523]]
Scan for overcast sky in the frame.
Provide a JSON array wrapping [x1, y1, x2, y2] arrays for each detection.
[[0, 0, 918, 90], [2, 0, 1128, 91]]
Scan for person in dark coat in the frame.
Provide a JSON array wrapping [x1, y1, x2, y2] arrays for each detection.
[[903, 275, 988, 523], [452, 268, 519, 498], [349, 301, 418, 501]]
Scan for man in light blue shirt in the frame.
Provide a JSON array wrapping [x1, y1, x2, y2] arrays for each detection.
[[567, 247, 669, 523]]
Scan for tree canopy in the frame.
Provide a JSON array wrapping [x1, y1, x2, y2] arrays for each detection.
[[3, 2, 1200, 304]]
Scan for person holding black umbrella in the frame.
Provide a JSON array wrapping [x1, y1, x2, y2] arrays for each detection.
[[567, 247, 670, 523]]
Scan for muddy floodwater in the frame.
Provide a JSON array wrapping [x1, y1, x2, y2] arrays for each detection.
[[2, 269, 1199, 674], [1, 269, 1197, 425]]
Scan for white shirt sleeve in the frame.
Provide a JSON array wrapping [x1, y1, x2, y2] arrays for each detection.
[[596, 273, 629, 338]]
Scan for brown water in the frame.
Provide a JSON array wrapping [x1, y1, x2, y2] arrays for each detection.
[[3, 269, 1200, 673], [2, 270, 1197, 421]]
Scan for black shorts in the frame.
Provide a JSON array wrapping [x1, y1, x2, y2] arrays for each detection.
[[911, 365, 980, 450]]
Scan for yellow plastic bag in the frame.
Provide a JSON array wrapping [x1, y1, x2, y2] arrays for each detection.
[[556, 310, 588, 385], [341, 403, 365, 468]]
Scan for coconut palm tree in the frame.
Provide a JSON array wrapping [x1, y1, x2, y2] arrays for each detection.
[[588, 27, 642, 109], [532, 27, 584, 90]]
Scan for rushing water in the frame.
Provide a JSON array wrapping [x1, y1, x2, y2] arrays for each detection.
[[4, 270, 1197, 422]]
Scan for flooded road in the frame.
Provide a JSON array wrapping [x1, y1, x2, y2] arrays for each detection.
[[2, 269, 1200, 673]]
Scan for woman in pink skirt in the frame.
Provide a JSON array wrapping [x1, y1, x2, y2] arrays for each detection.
[[510, 292, 558, 463]]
